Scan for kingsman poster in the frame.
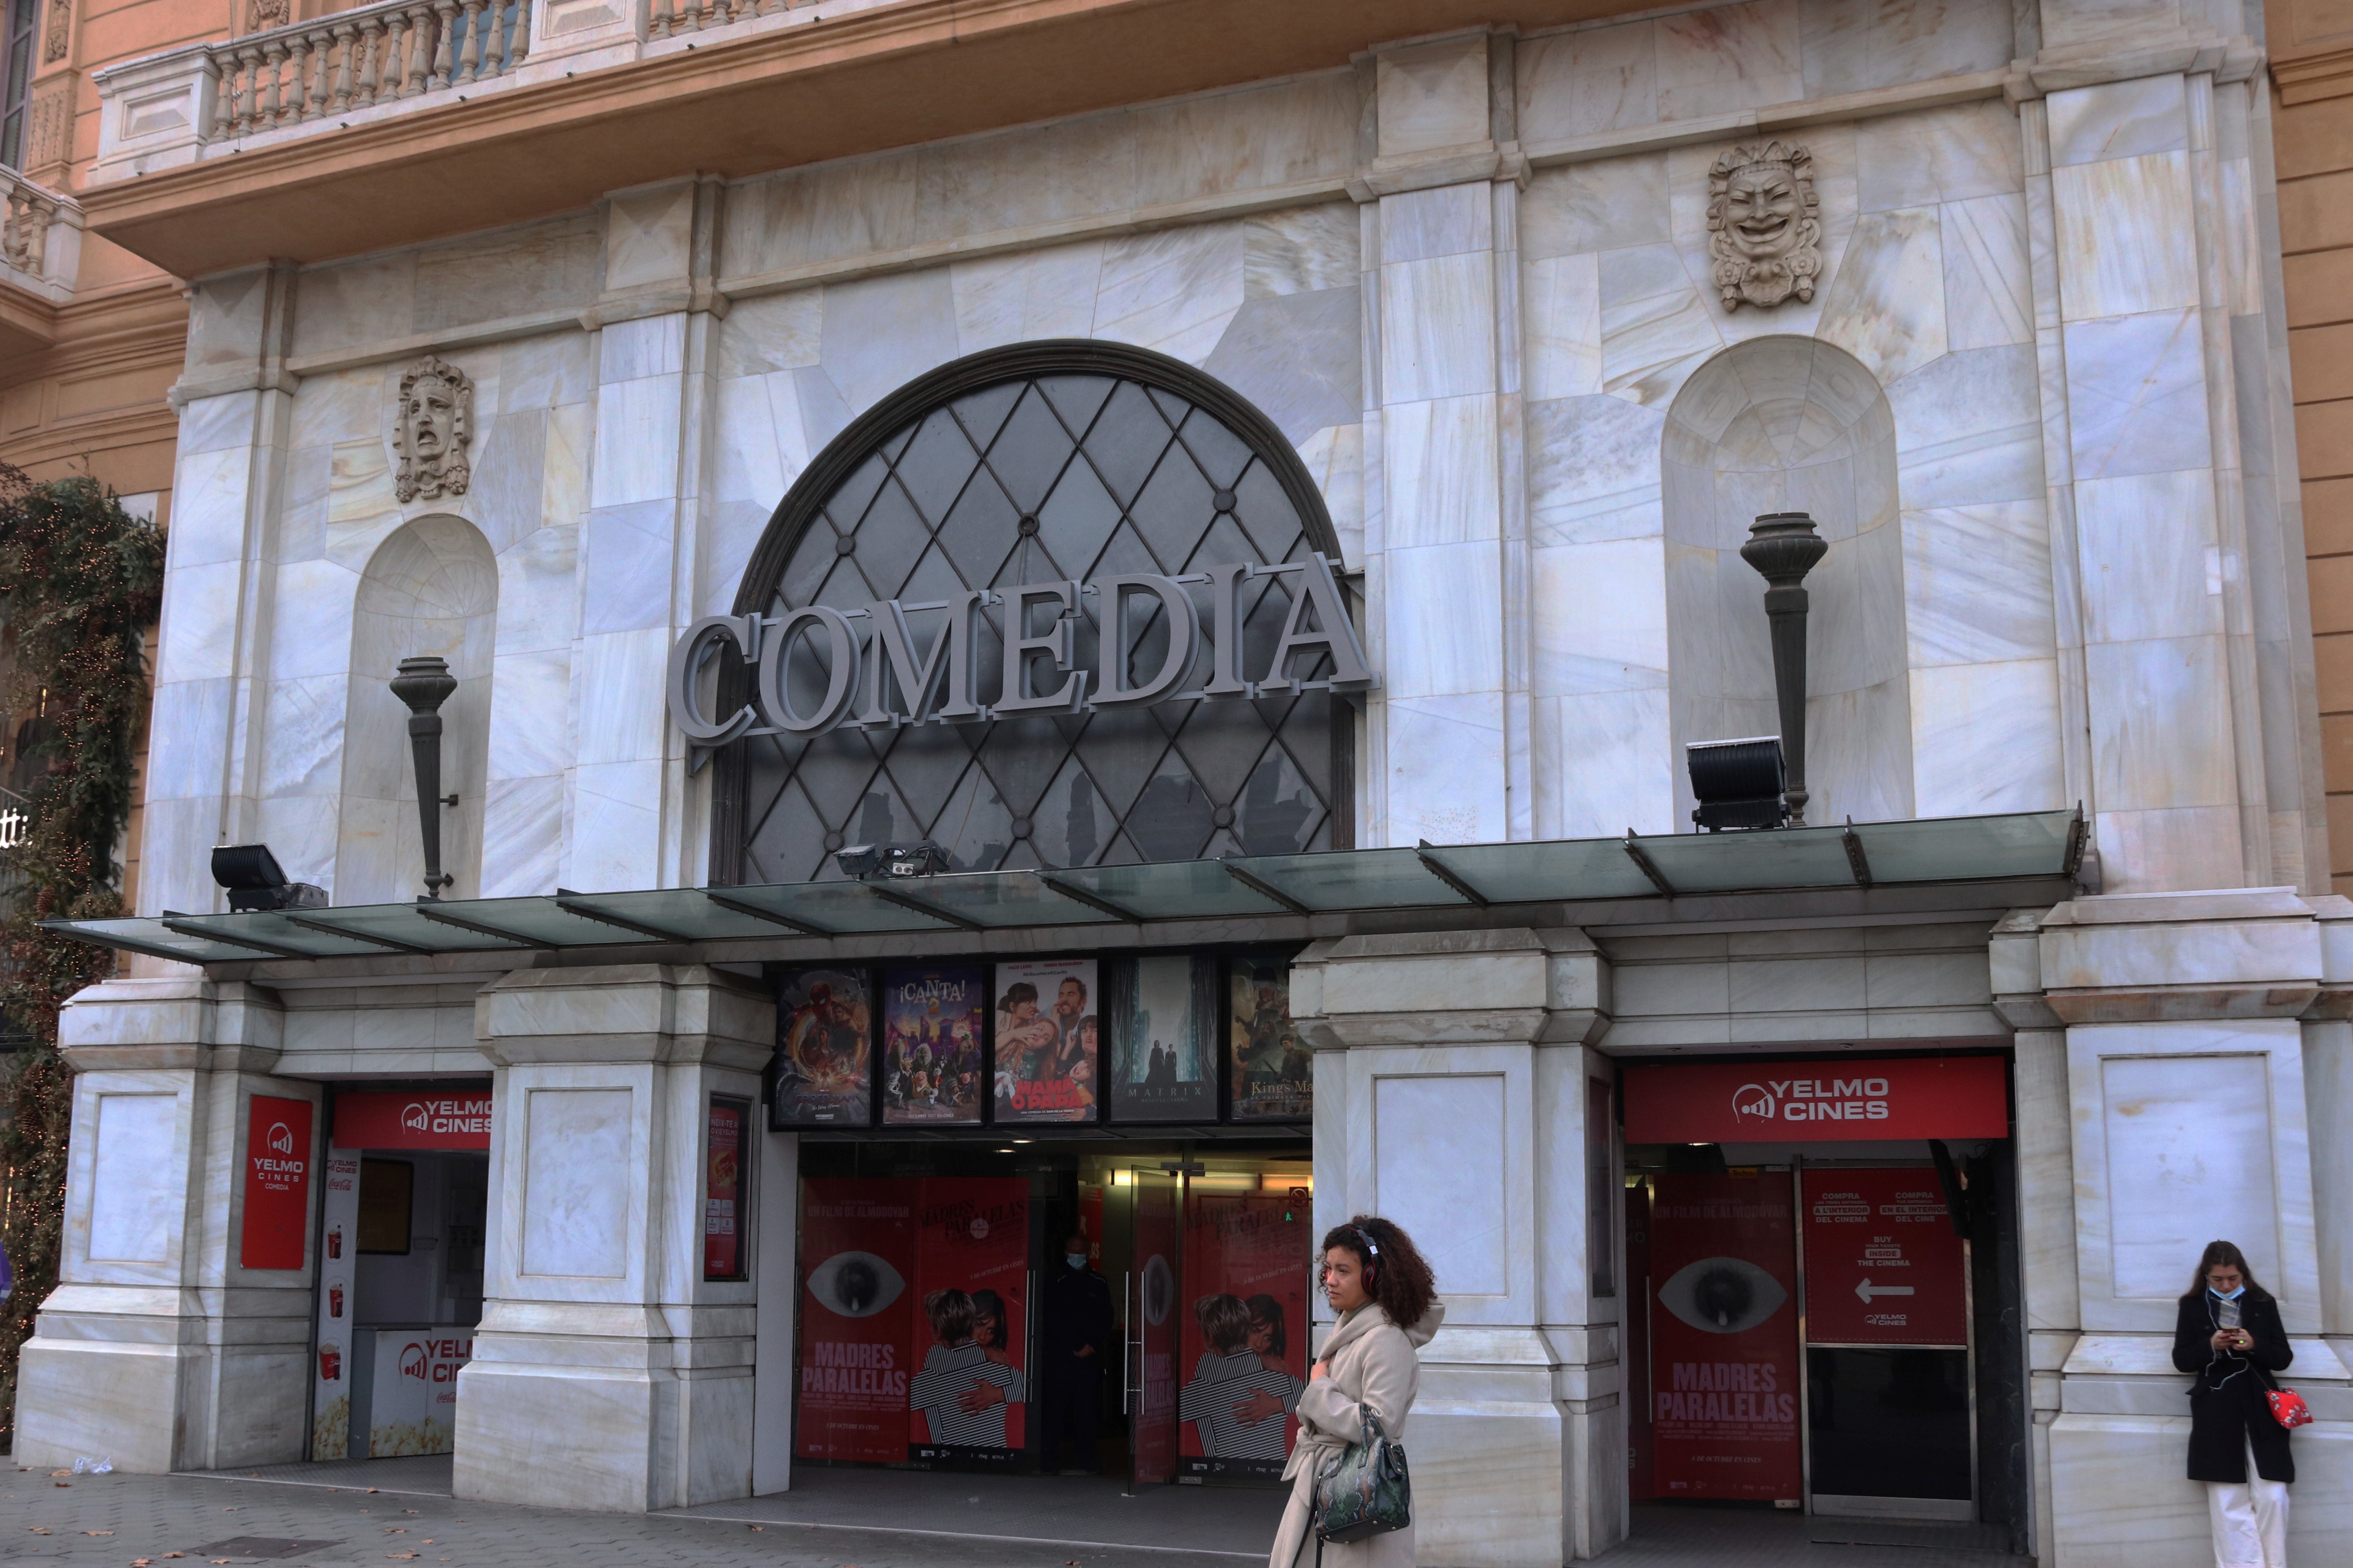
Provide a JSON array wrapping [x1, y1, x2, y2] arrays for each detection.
[[1229, 953, 1309, 1121]]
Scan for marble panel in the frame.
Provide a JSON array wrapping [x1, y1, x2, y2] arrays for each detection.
[[723, 151, 922, 278], [1522, 156, 1671, 264], [519, 1086, 633, 1279], [288, 252, 418, 360], [1386, 691, 1509, 845], [1803, 675, 1916, 824], [2102, 1051, 2278, 1296], [541, 401, 591, 529], [290, 368, 387, 451], [1909, 658, 2066, 815], [325, 441, 400, 562], [482, 774, 565, 900], [1375, 37, 1491, 159], [2046, 75, 2189, 169], [253, 793, 343, 891], [1380, 252, 1497, 404], [1524, 254, 1604, 403], [1381, 185, 1492, 267], [598, 313, 686, 385], [1244, 203, 1359, 299], [1599, 244, 1723, 408], [489, 648, 573, 781], [258, 675, 348, 800], [168, 446, 253, 570], [711, 372, 809, 509], [471, 410, 549, 557], [497, 524, 580, 657], [1295, 424, 1365, 563], [1856, 101, 2023, 214], [1518, 21, 1657, 143], [1201, 286, 1362, 444], [179, 393, 258, 462], [2048, 1414, 2215, 1566], [590, 381, 683, 512], [2093, 804, 2250, 895], [267, 557, 361, 681], [946, 241, 1103, 356], [1528, 393, 1665, 545], [1902, 499, 2055, 664], [2083, 634, 2236, 811], [574, 627, 670, 766], [1885, 344, 2045, 506], [137, 795, 220, 916], [1534, 537, 1669, 694], [1130, 73, 1361, 209], [1374, 1073, 1508, 1294], [1798, 0, 2011, 99], [501, 332, 597, 411], [2073, 469, 2222, 645], [1382, 394, 1501, 549], [86, 1092, 179, 1263], [790, 366, 856, 459], [1092, 222, 1247, 367], [141, 678, 232, 808], [718, 291, 823, 381], [1384, 539, 1505, 697], [702, 500, 774, 619], [411, 215, 603, 336], [604, 183, 697, 294], [1942, 193, 2033, 352], [914, 115, 1137, 244], [154, 560, 245, 687], [568, 759, 665, 893], [1543, 687, 1677, 838], [1818, 206, 1948, 385], [2052, 153, 2201, 320], [2063, 308, 2210, 480], [1655, 0, 1804, 121]]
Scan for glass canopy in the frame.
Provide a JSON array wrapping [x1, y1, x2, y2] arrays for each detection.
[[49, 808, 2083, 965]]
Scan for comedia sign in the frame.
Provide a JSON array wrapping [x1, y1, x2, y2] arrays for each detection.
[[667, 555, 1374, 751]]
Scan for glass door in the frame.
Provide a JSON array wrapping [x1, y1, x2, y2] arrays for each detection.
[[1128, 1166, 1181, 1487]]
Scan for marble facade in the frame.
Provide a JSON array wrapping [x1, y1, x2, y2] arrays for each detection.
[[18, 0, 2353, 1563]]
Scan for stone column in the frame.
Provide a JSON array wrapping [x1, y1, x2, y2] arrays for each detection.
[[456, 963, 771, 1512], [1354, 30, 1532, 847], [1292, 927, 1618, 1566], [13, 978, 315, 1474]]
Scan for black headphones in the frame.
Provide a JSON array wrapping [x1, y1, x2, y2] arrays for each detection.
[[1350, 1224, 1381, 1281]]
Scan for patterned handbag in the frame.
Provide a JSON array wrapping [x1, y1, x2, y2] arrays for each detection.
[[2267, 1387, 2314, 1429], [1314, 1404, 1413, 1545]]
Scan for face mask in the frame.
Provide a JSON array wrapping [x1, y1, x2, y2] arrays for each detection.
[[2213, 1284, 2245, 1301], [1067, 1253, 1087, 1271]]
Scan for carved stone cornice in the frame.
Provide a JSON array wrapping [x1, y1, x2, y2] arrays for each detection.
[[2004, 30, 2265, 103], [2274, 41, 2353, 106]]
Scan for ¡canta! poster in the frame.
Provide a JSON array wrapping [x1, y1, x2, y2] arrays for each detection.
[[992, 958, 1100, 1124], [1229, 952, 1309, 1121], [771, 968, 874, 1127], [1644, 1172, 1802, 1503], [1177, 1194, 1309, 1479], [881, 967, 985, 1125], [907, 1178, 1031, 1462], [1109, 955, 1216, 1122]]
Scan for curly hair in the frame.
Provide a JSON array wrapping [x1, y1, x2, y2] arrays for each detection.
[[1321, 1214, 1436, 1328]]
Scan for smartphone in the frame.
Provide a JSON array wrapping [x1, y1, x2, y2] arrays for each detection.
[[2219, 1297, 2242, 1332]]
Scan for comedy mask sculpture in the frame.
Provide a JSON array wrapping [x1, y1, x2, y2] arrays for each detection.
[[1707, 141, 1822, 311], [394, 355, 473, 503]]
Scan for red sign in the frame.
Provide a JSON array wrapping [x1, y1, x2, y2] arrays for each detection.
[[1645, 1172, 1801, 1503], [240, 1095, 314, 1271], [797, 1178, 917, 1464], [1801, 1168, 1968, 1344], [1178, 1194, 1309, 1479], [1623, 1056, 2007, 1144], [908, 1178, 1030, 1460], [333, 1090, 492, 1150], [703, 1099, 746, 1281]]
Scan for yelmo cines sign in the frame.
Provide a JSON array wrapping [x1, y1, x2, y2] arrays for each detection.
[[668, 555, 1374, 758]]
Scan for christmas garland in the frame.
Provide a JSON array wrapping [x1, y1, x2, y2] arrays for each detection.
[[0, 469, 163, 1451]]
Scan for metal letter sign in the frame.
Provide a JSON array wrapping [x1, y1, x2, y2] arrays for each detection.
[[667, 556, 1374, 768]]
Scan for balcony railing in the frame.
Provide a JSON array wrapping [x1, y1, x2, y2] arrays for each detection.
[[211, 0, 532, 138], [0, 166, 82, 302]]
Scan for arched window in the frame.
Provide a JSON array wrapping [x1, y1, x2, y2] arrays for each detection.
[[714, 342, 1353, 886]]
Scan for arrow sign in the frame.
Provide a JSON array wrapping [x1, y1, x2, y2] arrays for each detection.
[[1855, 1279, 1915, 1303]]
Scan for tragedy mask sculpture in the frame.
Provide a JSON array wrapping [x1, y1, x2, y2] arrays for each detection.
[[1706, 141, 1822, 311], [394, 355, 472, 503]]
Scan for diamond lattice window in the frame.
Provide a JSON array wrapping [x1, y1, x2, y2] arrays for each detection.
[[721, 355, 1349, 886]]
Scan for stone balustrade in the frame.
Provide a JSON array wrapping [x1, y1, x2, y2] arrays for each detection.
[[211, 0, 530, 137], [0, 166, 83, 303]]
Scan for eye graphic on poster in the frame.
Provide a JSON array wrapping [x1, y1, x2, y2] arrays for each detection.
[[808, 1249, 906, 1318], [772, 967, 874, 1127], [993, 958, 1099, 1124], [1658, 1256, 1788, 1334], [1142, 1253, 1175, 1326]]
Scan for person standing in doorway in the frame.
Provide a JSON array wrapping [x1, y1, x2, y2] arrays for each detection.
[[1270, 1216, 1442, 1568], [2173, 1240, 2294, 1568], [1041, 1229, 1114, 1474]]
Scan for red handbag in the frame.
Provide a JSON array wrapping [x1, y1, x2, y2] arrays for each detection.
[[2267, 1388, 2314, 1429]]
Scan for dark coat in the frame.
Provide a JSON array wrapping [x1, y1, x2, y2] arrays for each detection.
[[2171, 1291, 2294, 1483], [1041, 1265, 1114, 1379]]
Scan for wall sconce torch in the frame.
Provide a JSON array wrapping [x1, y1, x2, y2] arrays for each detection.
[[1739, 512, 1828, 828], [390, 655, 459, 900]]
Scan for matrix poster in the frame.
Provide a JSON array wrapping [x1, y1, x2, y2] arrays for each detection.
[[1229, 953, 1309, 1121], [1177, 1194, 1309, 1479], [1109, 955, 1216, 1122], [1645, 1172, 1801, 1502], [797, 1178, 917, 1464], [881, 967, 985, 1125], [993, 958, 1100, 1124], [908, 1178, 1031, 1463], [772, 968, 873, 1127]]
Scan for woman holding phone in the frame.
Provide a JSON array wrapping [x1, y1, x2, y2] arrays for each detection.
[[2172, 1240, 2294, 1568]]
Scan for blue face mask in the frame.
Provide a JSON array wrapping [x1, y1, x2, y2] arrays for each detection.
[[2212, 1284, 2245, 1301], [1067, 1253, 1087, 1271]]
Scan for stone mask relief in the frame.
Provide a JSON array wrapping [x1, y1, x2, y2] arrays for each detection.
[[393, 355, 473, 503], [1707, 140, 1821, 312]]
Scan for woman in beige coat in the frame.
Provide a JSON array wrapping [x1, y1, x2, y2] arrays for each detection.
[[1270, 1216, 1444, 1568]]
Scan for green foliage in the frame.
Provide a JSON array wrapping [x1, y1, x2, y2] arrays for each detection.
[[0, 468, 163, 1451]]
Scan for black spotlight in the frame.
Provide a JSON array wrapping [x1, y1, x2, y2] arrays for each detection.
[[1687, 737, 1788, 832], [210, 844, 328, 913], [835, 841, 949, 880]]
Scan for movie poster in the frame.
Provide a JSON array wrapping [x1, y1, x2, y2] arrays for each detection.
[[797, 1178, 917, 1464], [908, 1178, 1031, 1464], [1109, 956, 1216, 1122], [881, 967, 986, 1125], [771, 967, 873, 1127], [1132, 1172, 1181, 1483], [1644, 1172, 1802, 1503], [1228, 952, 1309, 1121], [1178, 1194, 1309, 1480], [993, 958, 1100, 1124]]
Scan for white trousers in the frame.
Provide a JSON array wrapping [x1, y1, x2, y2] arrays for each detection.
[[2206, 1437, 2289, 1568]]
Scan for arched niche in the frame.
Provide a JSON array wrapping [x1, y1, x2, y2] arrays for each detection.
[[711, 341, 1351, 885], [336, 515, 497, 903], [1662, 337, 1913, 827]]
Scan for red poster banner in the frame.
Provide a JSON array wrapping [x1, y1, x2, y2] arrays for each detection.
[[1645, 1172, 1802, 1503], [1623, 1056, 2007, 1144], [908, 1178, 1030, 1462], [702, 1099, 746, 1281], [1801, 1168, 1969, 1345], [1178, 1194, 1309, 1480], [333, 1090, 492, 1150], [241, 1095, 314, 1271], [798, 1178, 917, 1463], [1132, 1175, 1181, 1483]]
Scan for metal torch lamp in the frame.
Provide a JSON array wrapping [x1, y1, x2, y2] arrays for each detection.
[[390, 655, 460, 900], [1738, 512, 1828, 828]]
